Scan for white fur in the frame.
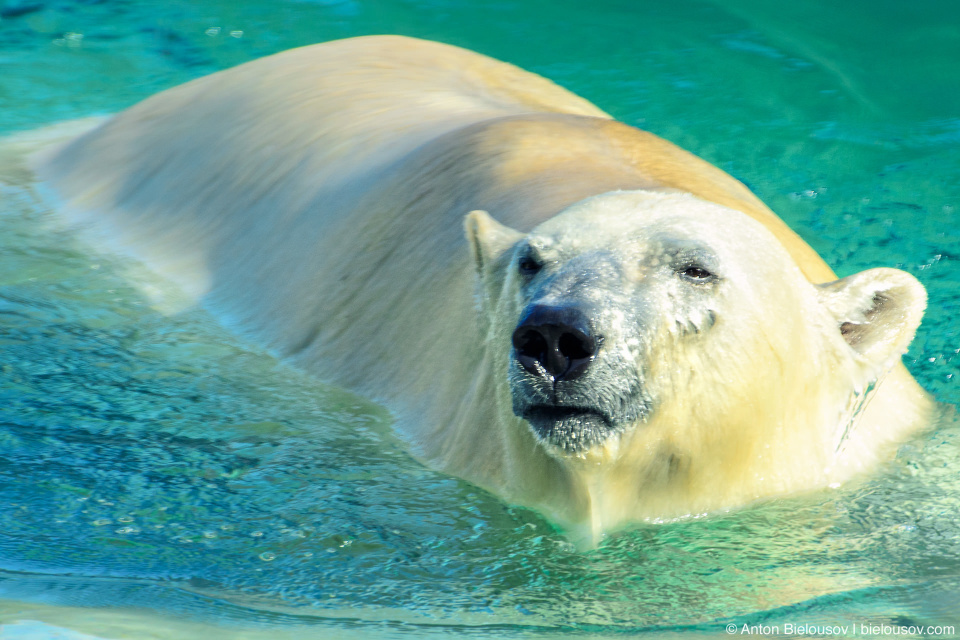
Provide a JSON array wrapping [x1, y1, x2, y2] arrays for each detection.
[[8, 36, 932, 544]]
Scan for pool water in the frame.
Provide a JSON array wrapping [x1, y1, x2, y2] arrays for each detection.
[[1, 0, 959, 637]]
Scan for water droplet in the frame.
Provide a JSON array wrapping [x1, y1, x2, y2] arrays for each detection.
[[92, 519, 112, 526], [251, 531, 263, 537], [117, 516, 134, 523], [259, 552, 276, 562], [203, 531, 217, 539]]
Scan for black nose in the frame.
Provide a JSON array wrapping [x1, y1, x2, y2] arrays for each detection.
[[511, 305, 600, 381]]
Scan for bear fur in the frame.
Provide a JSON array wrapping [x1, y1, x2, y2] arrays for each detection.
[[28, 35, 932, 541]]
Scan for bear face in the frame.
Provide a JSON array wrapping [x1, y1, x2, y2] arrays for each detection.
[[472, 192, 819, 459], [467, 191, 927, 512]]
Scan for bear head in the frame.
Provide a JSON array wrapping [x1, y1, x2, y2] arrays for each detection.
[[464, 191, 925, 521]]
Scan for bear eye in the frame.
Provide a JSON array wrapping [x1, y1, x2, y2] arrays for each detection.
[[679, 265, 715, 281], [518, 256, 542, 276]]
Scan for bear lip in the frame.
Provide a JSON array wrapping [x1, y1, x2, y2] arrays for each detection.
[[520, 404, 617, 453], [522, 404, 610, 423]]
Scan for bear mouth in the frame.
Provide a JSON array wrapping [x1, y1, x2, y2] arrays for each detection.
[[521, 404, 617, 454]]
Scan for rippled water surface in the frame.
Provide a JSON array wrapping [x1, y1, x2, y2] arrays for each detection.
[[1, 0, 959, 637]]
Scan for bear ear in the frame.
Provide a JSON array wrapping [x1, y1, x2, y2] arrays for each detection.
[[464, 210, 524, 281], [816, 267, 926, 372]]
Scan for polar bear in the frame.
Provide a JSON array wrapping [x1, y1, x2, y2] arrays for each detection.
[[28, 35, 932, 541]]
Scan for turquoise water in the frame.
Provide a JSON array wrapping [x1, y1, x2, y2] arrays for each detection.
[[1, 0, 959, 637]]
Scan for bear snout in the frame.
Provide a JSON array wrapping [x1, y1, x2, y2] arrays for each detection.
[[511, 304, 601, 382]]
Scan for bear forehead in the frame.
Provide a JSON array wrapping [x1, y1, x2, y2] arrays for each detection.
[[529, 190, 796, 270]]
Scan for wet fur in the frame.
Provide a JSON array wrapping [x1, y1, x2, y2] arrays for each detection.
[[22, 35, 933, 543]]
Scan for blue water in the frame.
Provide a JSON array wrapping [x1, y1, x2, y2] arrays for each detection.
[[0, 0, 958, 637]]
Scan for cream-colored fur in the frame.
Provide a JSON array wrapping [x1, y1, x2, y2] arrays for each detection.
[[22, 35, 932, 542]]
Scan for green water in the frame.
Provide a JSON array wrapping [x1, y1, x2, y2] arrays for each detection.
[[0, 0, 958, 637]]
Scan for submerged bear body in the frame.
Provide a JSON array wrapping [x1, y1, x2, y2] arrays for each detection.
[[29, 35, 931, 541]]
